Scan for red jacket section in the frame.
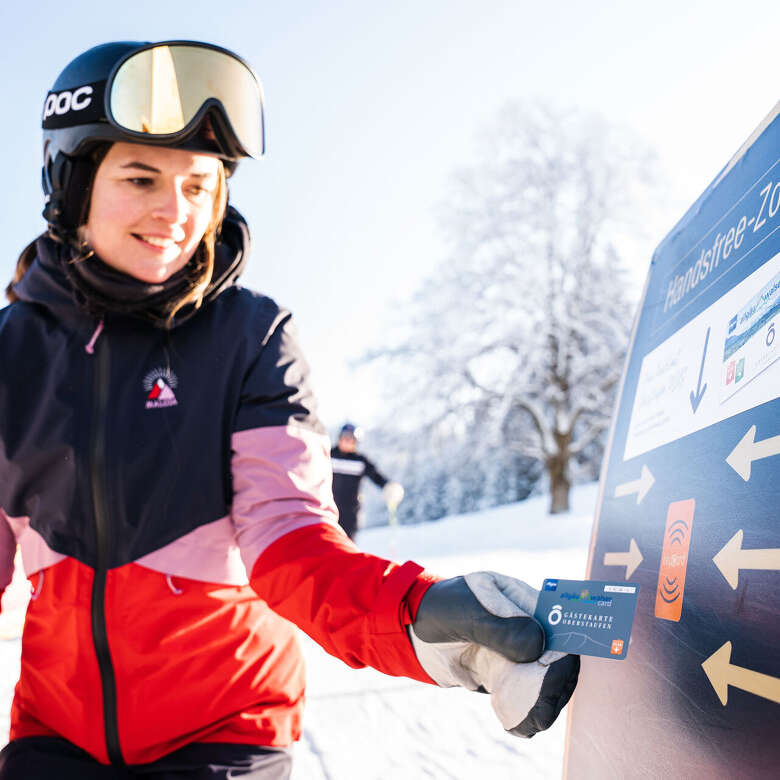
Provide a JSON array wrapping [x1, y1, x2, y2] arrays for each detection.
[[9, 533, 437, 765], [10, 558, 305, 764], [252, 523, 438, 682]]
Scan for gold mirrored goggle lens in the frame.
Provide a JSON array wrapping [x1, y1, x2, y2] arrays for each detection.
[[110, 45, 263, 157]]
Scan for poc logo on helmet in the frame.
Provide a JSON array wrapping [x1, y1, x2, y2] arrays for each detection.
[[42, 86, 93, 120]]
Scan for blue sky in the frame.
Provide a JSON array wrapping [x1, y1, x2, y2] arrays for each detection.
[[1, 0, 778, 428]]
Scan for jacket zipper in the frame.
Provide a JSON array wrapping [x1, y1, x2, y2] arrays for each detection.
[[89, 332, 124, 765]]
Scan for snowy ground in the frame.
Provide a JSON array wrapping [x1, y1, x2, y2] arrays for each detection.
[[0, 483, 598, 779]]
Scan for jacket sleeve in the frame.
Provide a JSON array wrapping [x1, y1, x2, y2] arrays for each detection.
[[0, 509, 16, 613], [362, 456, 388, 489], [230, 309, 438, 682]]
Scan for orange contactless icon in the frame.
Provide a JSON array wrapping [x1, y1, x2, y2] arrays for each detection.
[[654, 499, 695, 622], [610, 639, 625, 655]]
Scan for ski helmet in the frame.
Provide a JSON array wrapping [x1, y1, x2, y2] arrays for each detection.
[[339, 423, 363, 441], [41, 40, 265, 241]]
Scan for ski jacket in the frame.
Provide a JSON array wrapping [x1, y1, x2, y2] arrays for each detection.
[[330, 447, 388, 517], [0, 223, 437, 766]]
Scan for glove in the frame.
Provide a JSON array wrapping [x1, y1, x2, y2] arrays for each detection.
[[382, 481, 405, 511], [410, 571, 579, 738]]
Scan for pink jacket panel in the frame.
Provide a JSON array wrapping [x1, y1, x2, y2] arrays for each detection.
[[1, 508, 65, 581], [231, 424, 341, 575], [136, 515, 248, 585]]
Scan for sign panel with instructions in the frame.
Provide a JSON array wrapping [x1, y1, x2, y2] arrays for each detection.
[[564, 105, 780, 780]]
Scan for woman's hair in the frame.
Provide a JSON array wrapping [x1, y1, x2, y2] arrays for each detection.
[[6, 154, 229, 326], [5, 240, 38, 303], [165, 160, 228, 324]]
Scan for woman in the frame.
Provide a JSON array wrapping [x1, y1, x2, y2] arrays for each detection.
[[0, 41, 578, 778]]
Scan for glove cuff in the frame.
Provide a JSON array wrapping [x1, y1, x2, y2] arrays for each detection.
[[408, 625, 480, 690], [408, 624, 564, 735]]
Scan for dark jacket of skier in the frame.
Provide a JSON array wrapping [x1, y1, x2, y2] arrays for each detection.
[[330, 447, 388, 538]]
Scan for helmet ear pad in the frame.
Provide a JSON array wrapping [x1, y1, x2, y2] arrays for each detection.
[[42, 144, 110, 241]]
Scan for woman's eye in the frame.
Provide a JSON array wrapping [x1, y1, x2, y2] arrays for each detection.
[[188, 184, 213, 199], [127, 177, 153, 187]]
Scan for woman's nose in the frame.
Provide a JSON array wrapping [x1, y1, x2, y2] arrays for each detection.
[[152, 185, 187, 224]]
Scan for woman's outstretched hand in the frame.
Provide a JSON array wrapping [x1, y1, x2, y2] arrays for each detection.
[[410, 571, 580, 738]]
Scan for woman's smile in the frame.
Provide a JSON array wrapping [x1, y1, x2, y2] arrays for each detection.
[[132, 234, 180, 250]]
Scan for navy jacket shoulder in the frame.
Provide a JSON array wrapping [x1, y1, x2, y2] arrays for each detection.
[[0, 265, 323, 569]]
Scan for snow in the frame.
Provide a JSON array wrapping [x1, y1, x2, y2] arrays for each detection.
[[0, 483, 598, 778]]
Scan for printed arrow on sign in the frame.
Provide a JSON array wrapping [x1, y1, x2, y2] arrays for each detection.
[[725, 425, 780, 481], [603, 538, 643, 579], [713, 529, 780, 589], [614, 465, 655, 504], [701, 641, 780, 706], [689, 326, 710, 413]]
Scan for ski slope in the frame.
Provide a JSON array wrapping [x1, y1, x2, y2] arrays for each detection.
[[0, 483, 598, 778]]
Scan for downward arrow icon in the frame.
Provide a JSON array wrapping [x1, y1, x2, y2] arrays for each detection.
[[689, 326, 710, 413]]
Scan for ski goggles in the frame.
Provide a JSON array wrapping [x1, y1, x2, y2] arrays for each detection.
[[42, 41, 264, 161], [108, 41, 264, 159]]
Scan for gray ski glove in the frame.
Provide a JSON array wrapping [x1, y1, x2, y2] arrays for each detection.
[[410, 571, 579, 738]]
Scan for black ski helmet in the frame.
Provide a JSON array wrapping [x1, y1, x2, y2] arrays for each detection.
[[41, 40, 265, 241]]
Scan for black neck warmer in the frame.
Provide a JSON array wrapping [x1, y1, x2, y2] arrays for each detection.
[[44, 205, 250, 329]]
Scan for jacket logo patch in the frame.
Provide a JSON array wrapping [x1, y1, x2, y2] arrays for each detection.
[[144, 368, 178, 409]]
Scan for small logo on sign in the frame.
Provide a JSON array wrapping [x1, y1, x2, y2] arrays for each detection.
[[143, 367, 178, 409], [610, 639, 625, 655]]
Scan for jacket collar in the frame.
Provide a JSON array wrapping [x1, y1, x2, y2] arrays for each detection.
[[12, 206, 250, 330]]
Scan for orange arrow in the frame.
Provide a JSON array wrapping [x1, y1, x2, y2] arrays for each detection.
[[713, 529, 780, 589], [701, 641, 780, 706]]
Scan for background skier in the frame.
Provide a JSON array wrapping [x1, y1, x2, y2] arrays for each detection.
[[330, 422, 404, 539]]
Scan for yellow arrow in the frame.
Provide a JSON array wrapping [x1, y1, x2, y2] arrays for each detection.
[[603, 538, 643, 579], [726, 425, 780, 481], [701, 641, 780, 706], [713, 529, 780, 589]]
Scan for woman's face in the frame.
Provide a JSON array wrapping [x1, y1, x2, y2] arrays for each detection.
[[83, 142, 221, 284]]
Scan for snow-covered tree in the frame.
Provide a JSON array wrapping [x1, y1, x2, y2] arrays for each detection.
[[366, 102, 656, 514], [357, 425, 542, 529]]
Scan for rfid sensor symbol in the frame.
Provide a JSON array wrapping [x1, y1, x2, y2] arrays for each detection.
[[660, 521, 688, 603], [655, 499, 695, 622]]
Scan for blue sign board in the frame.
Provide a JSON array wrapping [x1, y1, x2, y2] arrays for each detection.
[[564, 104, 780, 779]]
